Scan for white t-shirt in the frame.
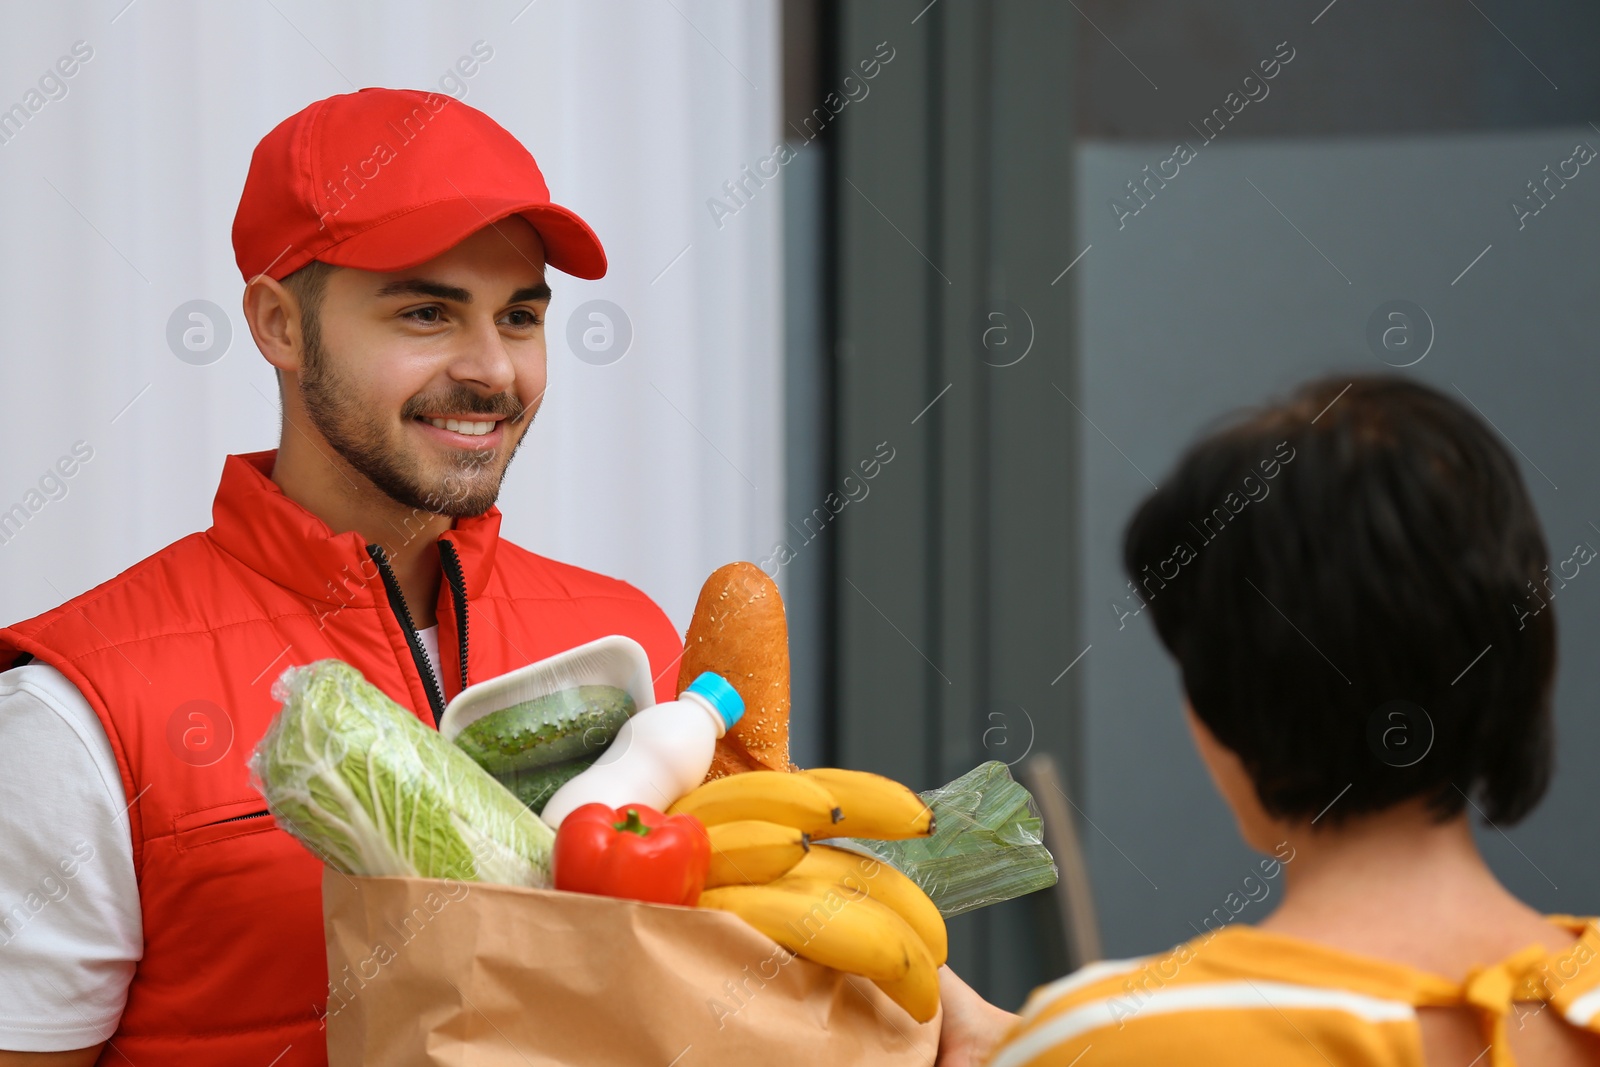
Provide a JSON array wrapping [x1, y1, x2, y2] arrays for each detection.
[[0, 629, 443, 1053]]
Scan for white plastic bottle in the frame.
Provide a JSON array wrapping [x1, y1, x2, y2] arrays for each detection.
[[539, 671, 745, 828]]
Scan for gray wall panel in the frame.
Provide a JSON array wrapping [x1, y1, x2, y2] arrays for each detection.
[[834, 0, 1076, 1007], [1076, 127, 1600, 957]]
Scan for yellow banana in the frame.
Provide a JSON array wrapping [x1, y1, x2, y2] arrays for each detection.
[[698, 875, 920, 982], [873, 931, 940, 1023], [668, 770, 842, 835], [800, 767, 934, 840], [705, 820, 811, 887], [788, 844, 948, 965]]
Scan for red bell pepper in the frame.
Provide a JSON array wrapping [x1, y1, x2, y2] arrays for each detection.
[[553, 803, 710, 906]]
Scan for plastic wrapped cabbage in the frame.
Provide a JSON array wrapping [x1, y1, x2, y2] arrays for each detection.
[[250, 660, 554, 886], [841, 760, 1057, 917]]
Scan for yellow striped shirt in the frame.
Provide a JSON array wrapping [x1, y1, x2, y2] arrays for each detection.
[[990, 915, 1600, 1067]]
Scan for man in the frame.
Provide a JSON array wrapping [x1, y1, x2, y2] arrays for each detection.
[[0, 87, 683, 1065]]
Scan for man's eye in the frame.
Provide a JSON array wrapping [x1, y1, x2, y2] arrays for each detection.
[[404, 307, 442, 324], [504, 309, 543, 328]]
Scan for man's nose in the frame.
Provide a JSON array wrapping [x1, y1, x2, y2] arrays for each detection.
[[449, 315, 518, 393]]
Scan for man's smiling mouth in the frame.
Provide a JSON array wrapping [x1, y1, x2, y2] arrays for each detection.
[[420, 416, 498, 436]]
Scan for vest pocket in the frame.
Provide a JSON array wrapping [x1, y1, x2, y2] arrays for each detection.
[[174, 798, 276, 851]]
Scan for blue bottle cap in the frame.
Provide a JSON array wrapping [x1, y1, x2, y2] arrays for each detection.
[[685, 671, 745, 730]]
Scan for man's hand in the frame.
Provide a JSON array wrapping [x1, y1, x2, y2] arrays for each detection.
[[936, 966, 1020, 1067]]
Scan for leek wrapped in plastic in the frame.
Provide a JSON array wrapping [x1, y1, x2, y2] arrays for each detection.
[[250, 660, 554, 886], [842, 760, 1057, 917]]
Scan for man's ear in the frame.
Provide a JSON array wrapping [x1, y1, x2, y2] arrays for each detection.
[[241, 275, 305, 376]]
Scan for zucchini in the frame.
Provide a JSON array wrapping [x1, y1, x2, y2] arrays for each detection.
[[453, 685, 634, 777]]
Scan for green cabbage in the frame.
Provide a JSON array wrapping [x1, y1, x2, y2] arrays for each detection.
[[250, 659, 553, 886]]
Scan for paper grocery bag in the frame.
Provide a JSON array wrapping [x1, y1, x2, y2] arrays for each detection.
[[321, 870, 941, 1066]]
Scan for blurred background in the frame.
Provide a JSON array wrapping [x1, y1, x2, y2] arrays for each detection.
[[2, 0, 1597, 1012]]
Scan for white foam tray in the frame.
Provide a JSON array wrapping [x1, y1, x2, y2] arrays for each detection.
[[436, 634, 657, 742]]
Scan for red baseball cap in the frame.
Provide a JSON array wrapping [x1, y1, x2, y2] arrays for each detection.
[[232, 87, 606, 283]]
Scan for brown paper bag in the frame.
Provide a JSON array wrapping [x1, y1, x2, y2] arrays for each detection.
[[321, 870, 942, 1066]]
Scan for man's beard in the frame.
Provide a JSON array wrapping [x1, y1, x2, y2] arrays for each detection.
[[297, 331, 530, 518]]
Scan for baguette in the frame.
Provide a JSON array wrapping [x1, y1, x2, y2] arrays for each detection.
[[677, 562, 791, 779]]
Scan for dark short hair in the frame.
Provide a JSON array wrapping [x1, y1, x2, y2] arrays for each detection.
[[279, 259, 339, 358], [1123, 375, 1556, 826]]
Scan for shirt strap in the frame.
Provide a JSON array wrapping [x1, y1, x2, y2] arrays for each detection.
[[1459, 943, 1552, 1067]]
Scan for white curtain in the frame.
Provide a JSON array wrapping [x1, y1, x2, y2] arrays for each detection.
[[0, 0, 784, 636]]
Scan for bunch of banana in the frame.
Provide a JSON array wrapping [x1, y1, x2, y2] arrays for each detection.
[[670, 767, 945, 1023], [667, 767, 936, 840], [703, 819, 812, 887], [670, 770, 843, 835]]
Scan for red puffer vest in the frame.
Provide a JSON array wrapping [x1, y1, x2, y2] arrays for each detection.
[[0, 451, 684, 1065]]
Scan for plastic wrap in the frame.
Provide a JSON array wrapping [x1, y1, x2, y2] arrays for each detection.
[[841, 760, 1058, 917], [437, 635, 653, 814], [250, 659, 554, 886]]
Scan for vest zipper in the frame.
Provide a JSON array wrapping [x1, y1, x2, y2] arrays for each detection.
[[437, 539, 471, 693], [214, 809, 270, 825], [366, 543, 447, 725]]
